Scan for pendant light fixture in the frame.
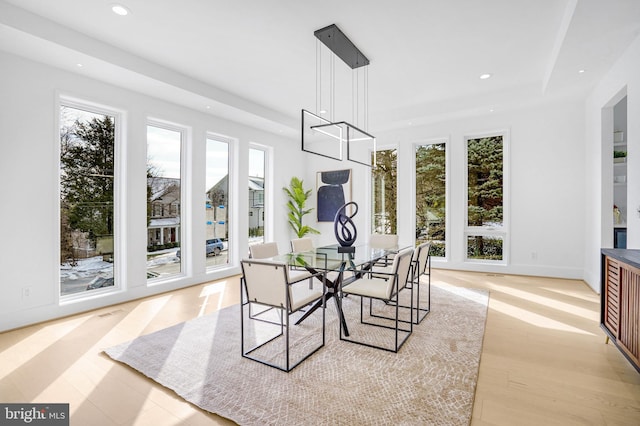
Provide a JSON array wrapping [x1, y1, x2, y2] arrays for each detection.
[[302, 24, 376, 167]]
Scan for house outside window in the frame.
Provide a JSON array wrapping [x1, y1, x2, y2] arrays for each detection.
[[146, 123, 184, 280], [248, 148, 265, 241], [205, 136, 230, 268]]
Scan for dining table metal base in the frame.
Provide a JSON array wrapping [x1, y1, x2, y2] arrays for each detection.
[[295, 289, 350, 336]]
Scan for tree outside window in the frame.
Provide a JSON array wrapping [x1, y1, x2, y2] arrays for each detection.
[[415, 143, 446, 257], [371, 149, 397, 234], [467, 135, 504, 261], [59, 105, 116, 295]]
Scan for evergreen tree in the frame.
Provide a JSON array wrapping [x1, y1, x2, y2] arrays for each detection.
[[467, 136, 503, 259], [467, 136, 503, 226], [415, 144, 446, 255], [60, 114, 115, 246], [372, 149, 397, 234]]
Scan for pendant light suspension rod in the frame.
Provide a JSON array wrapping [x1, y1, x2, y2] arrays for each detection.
[[365, 65, 369, 132], [352, 68, 355, 127], [316, 39, 320, 115]]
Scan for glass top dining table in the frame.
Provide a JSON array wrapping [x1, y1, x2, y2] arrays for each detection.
[[265, 243, 401, 336], [278, 243, 394, 272]]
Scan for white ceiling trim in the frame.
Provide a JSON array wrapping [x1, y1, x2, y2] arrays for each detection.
[[0, 1, 298, 134], [542, 0, 578, 93]]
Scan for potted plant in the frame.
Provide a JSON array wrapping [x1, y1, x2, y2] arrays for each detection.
[[283, 177, 320, 238]]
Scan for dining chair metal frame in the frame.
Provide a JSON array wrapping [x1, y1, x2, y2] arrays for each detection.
[[409, 242, 431, 323], [338, 248, 414, 353], [246, 241, 314, 320], [240, 259, 326, 372], [387, 242, 431, 324]]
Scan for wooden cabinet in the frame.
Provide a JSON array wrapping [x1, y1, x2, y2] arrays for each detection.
[[601, 249, 640, 372], [603, 256, 620, 335]]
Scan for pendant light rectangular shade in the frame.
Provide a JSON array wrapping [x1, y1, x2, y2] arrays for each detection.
[[344, 123, 376, 167], [302, 110, 375, 167], [302, 109, 343, 161]]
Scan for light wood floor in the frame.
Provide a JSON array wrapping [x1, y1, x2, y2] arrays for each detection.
[[1, 270, 639, 425]]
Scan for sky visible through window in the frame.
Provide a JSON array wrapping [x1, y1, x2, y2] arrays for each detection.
[[147, 126, 181, 178], [206, 139, 228, 189], [60, 106, 102, 130], [248, 148, 265, 178]]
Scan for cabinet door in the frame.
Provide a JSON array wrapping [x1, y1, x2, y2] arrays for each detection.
[[619, 263, 640, 366], [604, 257, 620, 336]]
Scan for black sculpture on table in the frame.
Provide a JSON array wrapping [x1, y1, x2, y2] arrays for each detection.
[[334, 201, 358, 253]]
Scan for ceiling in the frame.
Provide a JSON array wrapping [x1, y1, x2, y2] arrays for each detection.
[[1, 0, 640, 137]]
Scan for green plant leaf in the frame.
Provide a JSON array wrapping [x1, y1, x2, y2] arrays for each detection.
[[283, 176, 316, 238]]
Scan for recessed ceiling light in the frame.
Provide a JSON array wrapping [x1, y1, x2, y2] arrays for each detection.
[[76, 63, 83, 68], [319, 109, 327, 114], [111, 4, 130, 16], [489, 108, 494, 112], [480, 73, 492, 80], [205, 105, 211, 109], [578, 69, 586, 74]]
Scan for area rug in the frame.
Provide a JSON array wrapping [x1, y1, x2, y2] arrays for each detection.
[[105, 284, 489, 425]]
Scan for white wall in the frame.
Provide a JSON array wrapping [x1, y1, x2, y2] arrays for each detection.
[[333, 98, 587, 278], [0, 51, 305, 331], [584, 33, 640, 291]]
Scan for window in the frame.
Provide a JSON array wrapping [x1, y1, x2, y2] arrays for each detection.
[[466, 134, 506, 262], [415, 142, 446, 257], [371, 148, 397, 234], [59, 103, 117, 296], [206, 136, 230, 268], [146, 124, 183, 280], [248, 147, 265, 242]]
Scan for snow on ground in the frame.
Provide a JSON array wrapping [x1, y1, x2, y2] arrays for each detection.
[[60, 248, 179, 280], [61, 239, 244, 280], [60, 256, 113, 280]]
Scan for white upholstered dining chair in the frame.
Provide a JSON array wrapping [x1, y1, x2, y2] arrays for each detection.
[[369, 233, 399, 249], [409, 242, 431, 323], [339, 247, 414, 352], [372, 241, 431, 324], [369, 233, 399, 267], [250, 241, 312, 279], [249, 242, 279, 259], [240, 259, 326, 372], [290, 237, 341, 282], [290, 237, 315, 252]]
